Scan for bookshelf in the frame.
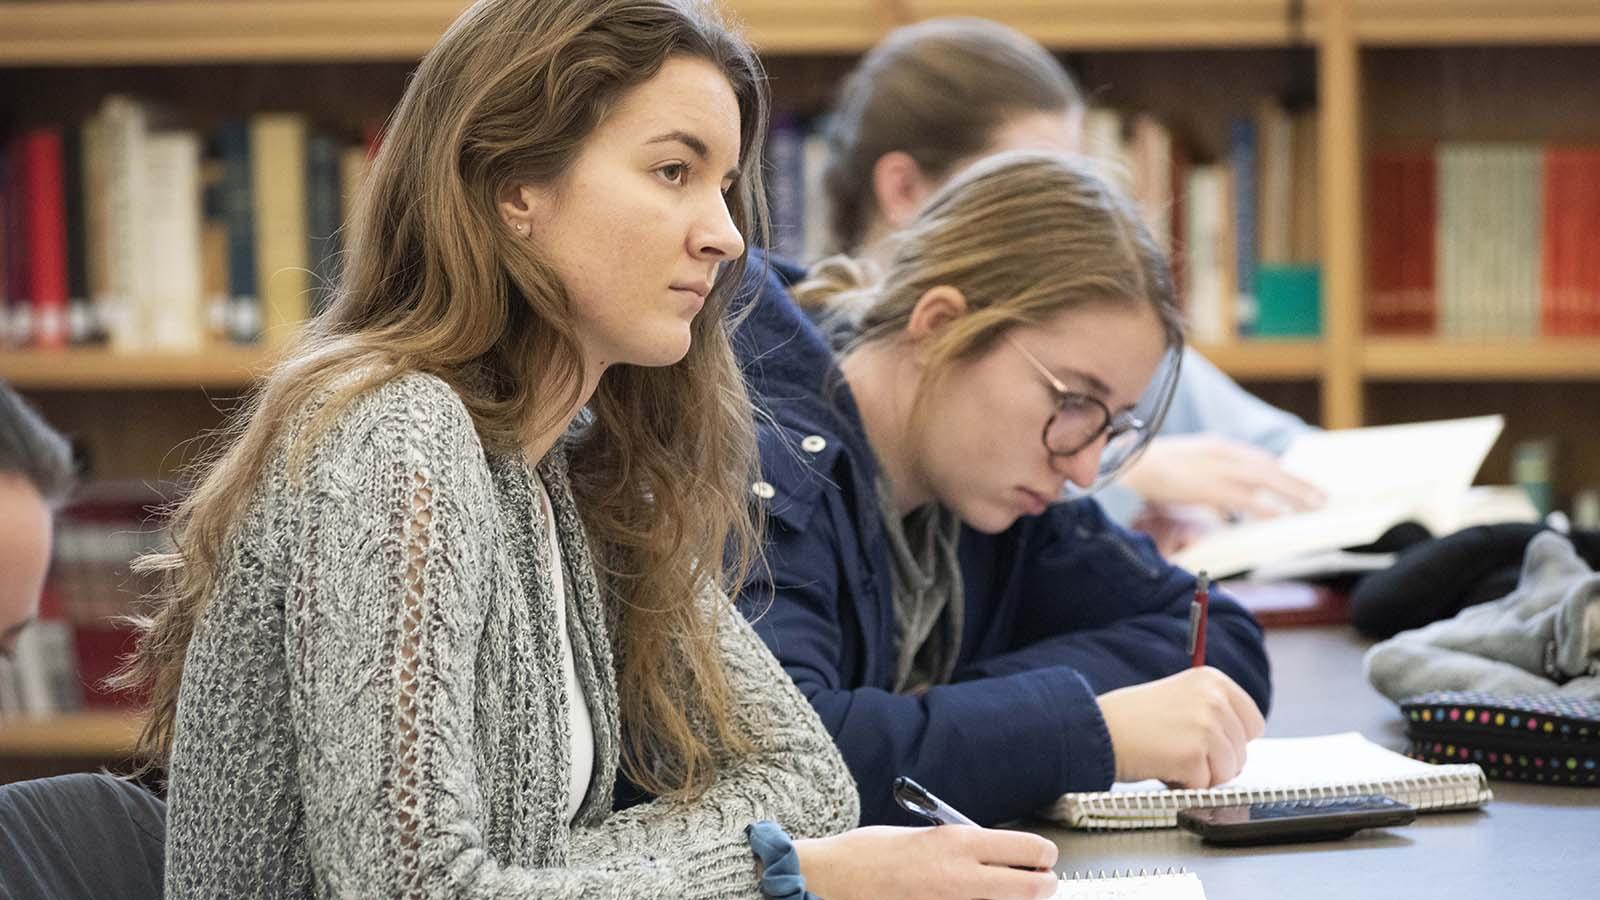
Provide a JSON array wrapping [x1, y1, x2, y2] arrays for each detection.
[[1347, 0, 1600, 45], [0, 710, 146, 783], [0, 0, 1307, 63], [5, 0, 1600, 773], [0, 710, 142, 758], [1362, 339, 1600, 381], [1194, 340, 1323, 380], [0, 347, 272, 390]]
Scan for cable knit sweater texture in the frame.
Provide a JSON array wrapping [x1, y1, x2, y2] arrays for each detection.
[[163, 372, 859, 898]]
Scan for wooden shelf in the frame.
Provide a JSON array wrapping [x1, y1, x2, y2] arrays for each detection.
[[0, 0, 885, 64], [907, 1, 1303, 49], [1194, 340, 1325, 380], [1350, 0, 1600, 46], [0, 346, 275, 390], [0, 710, 144, 758], [7, 1, 1596, 61], [0, 1, 460, 66], [0, 0, 1316, 66], [1361, 338, 1600, 380]]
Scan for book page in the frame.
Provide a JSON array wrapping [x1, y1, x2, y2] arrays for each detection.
[[1172, 415, 1504, 577]]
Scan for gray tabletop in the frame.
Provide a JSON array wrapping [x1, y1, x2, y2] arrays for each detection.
[[1032, 626, 1599, 897]]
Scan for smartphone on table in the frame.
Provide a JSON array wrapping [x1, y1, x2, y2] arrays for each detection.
[[1176, 794, 1417, 846]]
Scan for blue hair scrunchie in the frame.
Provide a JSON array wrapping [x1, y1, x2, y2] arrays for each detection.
[[745, 820, 820, 900]]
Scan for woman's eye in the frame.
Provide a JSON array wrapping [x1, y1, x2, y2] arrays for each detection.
[[658, 163, 687, 185]]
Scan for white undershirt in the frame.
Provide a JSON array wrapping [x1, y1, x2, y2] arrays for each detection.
[[533, 475, 594, 824]]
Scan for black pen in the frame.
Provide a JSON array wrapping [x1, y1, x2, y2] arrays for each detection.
[[893, 775, 978, 826]]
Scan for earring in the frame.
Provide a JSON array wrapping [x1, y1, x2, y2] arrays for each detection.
[[516, 223, 528, 236]]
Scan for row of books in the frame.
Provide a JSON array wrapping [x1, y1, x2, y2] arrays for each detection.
[[767, 99, 1325, 343], [0, 482, 160, 721], [0, 95, 374, 353], [1368, 144, 1600, 337], [1095, 101, 1324, 344]]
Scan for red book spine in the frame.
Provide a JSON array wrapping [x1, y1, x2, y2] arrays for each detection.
[[19, 128, 69, 348], [0, 159, 8, 347], [1583, 149, 1600, 335], [1404, 151, 1437, 334], [4, 138, 27, 347], [1366, 152, 1400, 333]]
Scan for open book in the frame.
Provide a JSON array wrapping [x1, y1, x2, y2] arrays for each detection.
[[1047, 732, 1492, 830], [1171, 416, 1511, 579]]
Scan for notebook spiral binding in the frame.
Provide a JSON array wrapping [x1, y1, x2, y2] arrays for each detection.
[[1063, 867, 1188, 880], [1074, 767, 1490, 830]]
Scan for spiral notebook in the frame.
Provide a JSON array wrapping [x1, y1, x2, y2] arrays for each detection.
[[1055, 869, 1205, 899], [1048, 732, 1492, 830]]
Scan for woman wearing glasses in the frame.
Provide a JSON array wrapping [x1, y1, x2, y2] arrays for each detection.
[[813, 18, 1322, 553], [734, 149, 1269, 827]]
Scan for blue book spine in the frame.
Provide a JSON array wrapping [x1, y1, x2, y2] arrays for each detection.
[[215, 120, 258, 343], [1229, 118, 1258, 337], [305, 133, 342, 319], [767, 112, 805, 262]]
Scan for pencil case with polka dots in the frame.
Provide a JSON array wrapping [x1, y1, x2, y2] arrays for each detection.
[[1401, 691, 1600, 786]]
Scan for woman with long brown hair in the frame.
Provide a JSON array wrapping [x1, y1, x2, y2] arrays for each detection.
[[118, 2, 1060, 898]]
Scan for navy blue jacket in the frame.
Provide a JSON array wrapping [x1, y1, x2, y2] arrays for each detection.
[[732, 252, 1273, 827]]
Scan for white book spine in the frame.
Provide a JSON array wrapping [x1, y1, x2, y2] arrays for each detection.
[[0, 656, 24, 719], [1184, 167, 1228, 344], [1509, 145, 1542, 338], [1084, 108, 1130, 189], [800, 128, 831, 263], [1436, 145, 1465, 338], [144, 131, 205, 351], [1130, 115, 1173, 255], [11, 621, 80, 716], [98, 95, 151, 351]]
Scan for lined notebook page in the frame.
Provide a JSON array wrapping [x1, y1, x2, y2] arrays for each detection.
[[1050, 732, 1492, 829], [1055, 870, 1205, 900]]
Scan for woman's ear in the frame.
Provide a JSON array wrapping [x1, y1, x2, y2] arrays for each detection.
[[871, 151, 937, 230], [905, 285, 969, 344], [498, 182, 542, 238]]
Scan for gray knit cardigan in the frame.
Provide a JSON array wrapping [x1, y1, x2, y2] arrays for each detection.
[[164, 372, 859, 898]]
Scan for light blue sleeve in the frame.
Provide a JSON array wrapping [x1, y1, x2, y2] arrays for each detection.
[[1097, 347, 1317, 524]]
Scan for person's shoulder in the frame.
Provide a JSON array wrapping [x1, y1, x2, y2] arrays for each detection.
[[291, 369, 487, 477], [754, 416, 853, 532], [740, 248, 809, 292], [338, 370, 475, 439]]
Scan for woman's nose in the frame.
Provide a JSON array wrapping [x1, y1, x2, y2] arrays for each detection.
[[692, 193, 744, 261], [1051, 433, 1107, 489]]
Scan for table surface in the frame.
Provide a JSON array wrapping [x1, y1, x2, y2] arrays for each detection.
[[1033, 626, 1598, 898]]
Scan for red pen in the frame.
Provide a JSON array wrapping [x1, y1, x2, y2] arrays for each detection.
[[1187, 571, 1210, 668]]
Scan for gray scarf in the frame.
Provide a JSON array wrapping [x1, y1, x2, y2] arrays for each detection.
[[878, 479, 966, 693]]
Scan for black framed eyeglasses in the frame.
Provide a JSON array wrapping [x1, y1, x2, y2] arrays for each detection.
[[1007, 336, 1166, 483]]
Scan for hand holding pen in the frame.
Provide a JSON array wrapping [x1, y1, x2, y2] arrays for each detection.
[[893, 776, 1055, 879], [792, 778, 1056, 900]]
